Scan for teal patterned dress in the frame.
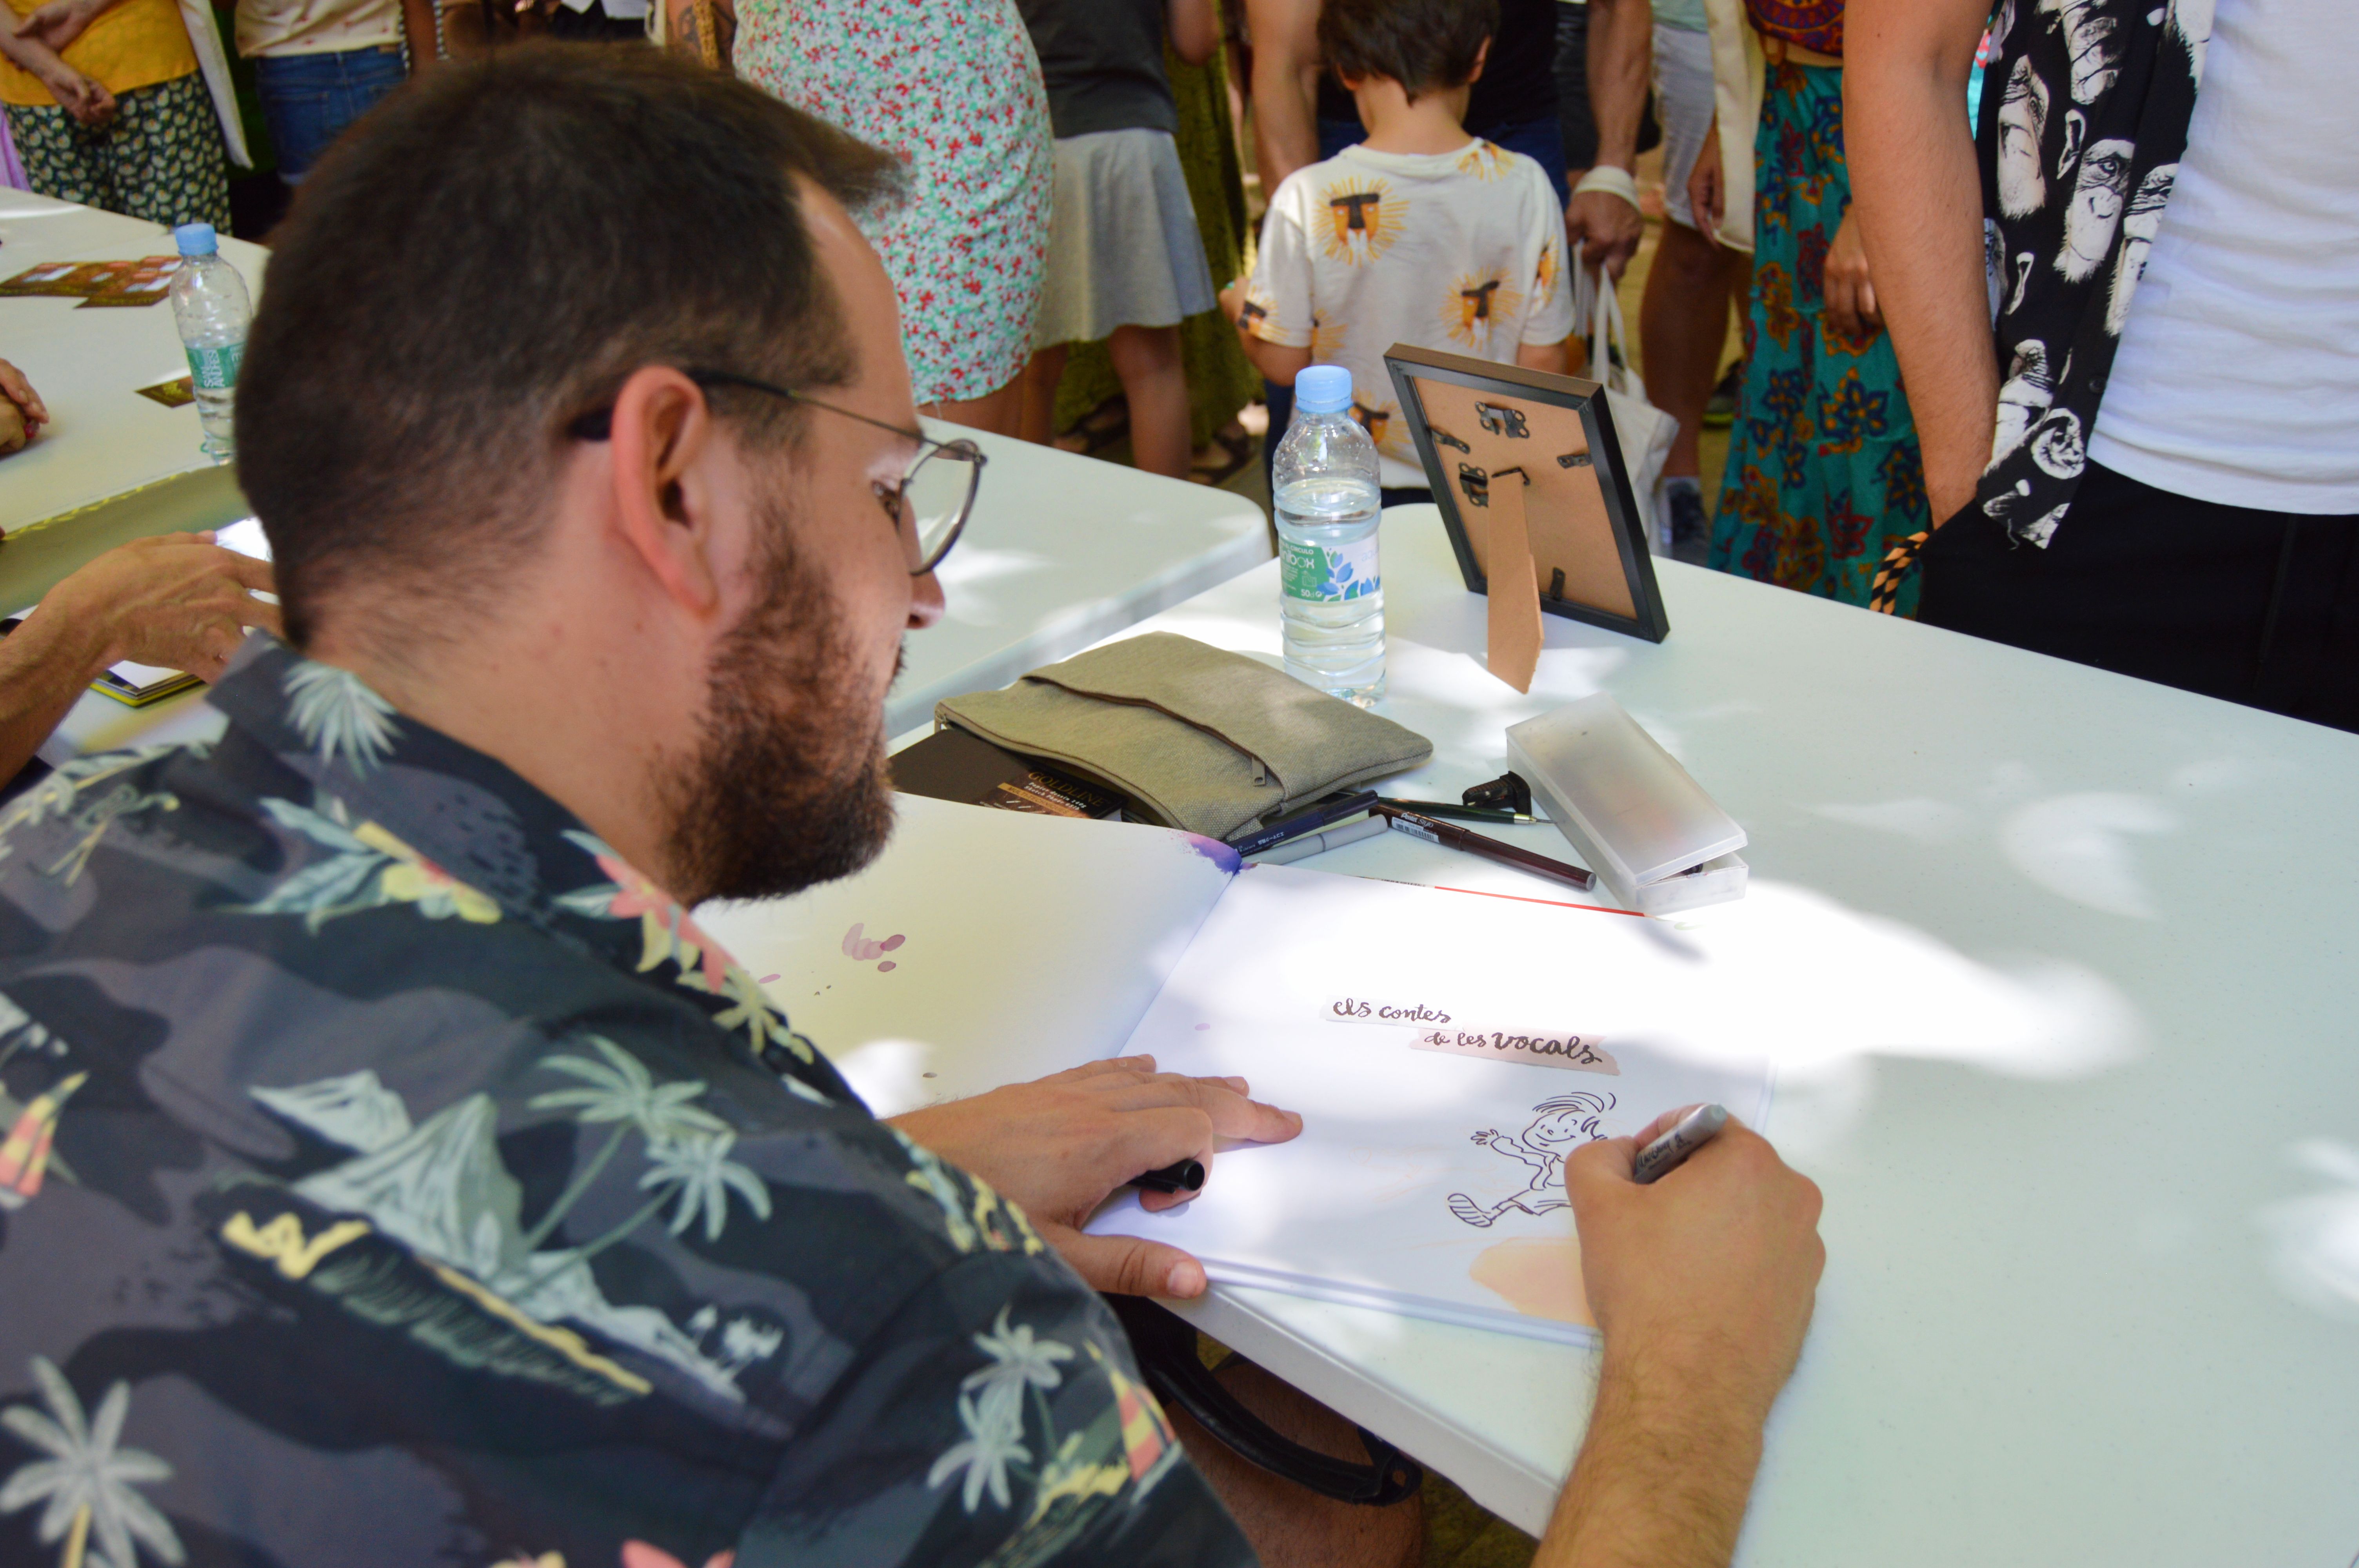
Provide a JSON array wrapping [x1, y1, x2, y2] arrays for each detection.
[[1709, 60, 1929, 612]]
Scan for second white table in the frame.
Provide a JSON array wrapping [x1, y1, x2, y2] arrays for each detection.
[[863, 503, 2359, 1566]]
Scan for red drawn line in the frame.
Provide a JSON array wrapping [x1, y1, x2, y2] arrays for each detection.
[[1432, 884, 1643, 918]]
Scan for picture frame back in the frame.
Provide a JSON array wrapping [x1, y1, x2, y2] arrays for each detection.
[[1382, 343, 1670, 643]]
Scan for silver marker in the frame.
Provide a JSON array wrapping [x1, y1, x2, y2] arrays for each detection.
[[1631, 1103, 1728, 1184]]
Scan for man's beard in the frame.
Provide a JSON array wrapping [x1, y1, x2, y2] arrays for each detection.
[[660, 496, 898, 906]]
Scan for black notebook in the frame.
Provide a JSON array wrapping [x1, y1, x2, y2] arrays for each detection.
[[887, 726, 1129, 820]]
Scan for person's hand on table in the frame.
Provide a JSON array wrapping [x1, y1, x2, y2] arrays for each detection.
[[1824, 209, 1884, 341], [1532, 1110, 1822, 1567], [1568, 1108, 1823, 1406], [0, 357, 49, 455], [887, 1054, 1303, 1299], [42, 532, 282, 682], [1567, 184, 1645, 283]]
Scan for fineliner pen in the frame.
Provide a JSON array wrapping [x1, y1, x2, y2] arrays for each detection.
[[1225, 789, 1379, 857], [1372, 803, 1594, 890], [1249, 813, 1388, 865], [1130, 1158, 1207, 1194], [1632, 1103, 1729, 1184], [1374, 798, 1539, 826]]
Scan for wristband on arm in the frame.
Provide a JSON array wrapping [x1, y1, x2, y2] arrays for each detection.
[[1573, 165, 1643, 211]]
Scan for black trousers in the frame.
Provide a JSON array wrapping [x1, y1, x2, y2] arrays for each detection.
[[1918, 461, 2359, 734]]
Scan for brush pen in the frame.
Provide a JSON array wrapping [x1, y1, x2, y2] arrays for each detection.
[[1373, 798, 1539, 826], [1224, 789, 1379, 857], [1371, 802, 1594, 891], [1130, 1158, 1207, 1194], [1632, 1103, 1728, 1183]]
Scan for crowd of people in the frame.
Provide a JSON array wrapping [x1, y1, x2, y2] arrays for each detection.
[[7, 0, 2351, 727]]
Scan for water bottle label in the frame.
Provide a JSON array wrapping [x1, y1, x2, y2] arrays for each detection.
[[1281, 535, 1381, 603], [185, 341, 243, 393]]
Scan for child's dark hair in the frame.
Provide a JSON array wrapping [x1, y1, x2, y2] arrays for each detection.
[[1318, 0, 1499, 103]]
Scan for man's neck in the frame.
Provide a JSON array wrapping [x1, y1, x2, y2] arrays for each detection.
[[1349, 77, 1476, 157]]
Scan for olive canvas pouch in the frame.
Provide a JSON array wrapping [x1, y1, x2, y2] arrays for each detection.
[[933, 633, 1432, 840]]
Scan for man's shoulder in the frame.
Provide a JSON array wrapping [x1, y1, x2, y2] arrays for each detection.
[[0, 877, 1131, 1561]]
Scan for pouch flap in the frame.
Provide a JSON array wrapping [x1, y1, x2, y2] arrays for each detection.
[[935, 634, 1432, 839], [1018, 633, 1429, 802]]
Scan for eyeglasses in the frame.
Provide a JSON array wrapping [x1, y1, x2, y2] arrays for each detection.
[[565, 368, 985, 575]]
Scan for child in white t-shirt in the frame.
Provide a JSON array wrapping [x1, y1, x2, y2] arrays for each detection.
[[1223, 0, 1574, 492]]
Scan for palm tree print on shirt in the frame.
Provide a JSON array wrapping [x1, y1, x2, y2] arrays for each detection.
[[245, 1065, 783, 1404], [523, 1036, 727, 1251], [281, 659, 400, 776], [927, 1308, 1074, 1514], [520, 1039, 768, 1269], [0, 1357, 184, 1568], [237, 794, 500, 929]]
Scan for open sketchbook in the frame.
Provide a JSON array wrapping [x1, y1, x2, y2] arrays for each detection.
[[700, 796, 1770, 1347]]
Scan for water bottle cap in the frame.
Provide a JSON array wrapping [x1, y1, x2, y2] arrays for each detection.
[[1294, 364, 1353, 415], [174, 223, 218, 257]]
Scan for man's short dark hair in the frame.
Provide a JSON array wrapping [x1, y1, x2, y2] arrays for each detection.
[[1318, 0, 1498, 102], [237, 44, 901, 651]]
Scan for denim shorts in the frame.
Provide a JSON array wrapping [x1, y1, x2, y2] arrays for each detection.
[[253, 45, 405, 183]]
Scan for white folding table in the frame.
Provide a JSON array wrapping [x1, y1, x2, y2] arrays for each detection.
[[4, 191, 1269, 758], [873, 503, 2359, 1565], [13, 410, 1271, 768], [0, 190, 266, 555]]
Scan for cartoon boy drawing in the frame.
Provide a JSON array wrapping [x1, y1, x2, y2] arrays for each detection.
[[1445, 1091, 1616, 1228]]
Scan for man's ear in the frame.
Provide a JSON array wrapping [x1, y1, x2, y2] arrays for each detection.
[[606, 365, 728, 619], [1467, 36, 1490, 86]]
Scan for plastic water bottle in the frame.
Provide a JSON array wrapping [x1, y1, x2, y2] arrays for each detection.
[[1275, 364, 1385, 705], [167, 223, 251, 459]]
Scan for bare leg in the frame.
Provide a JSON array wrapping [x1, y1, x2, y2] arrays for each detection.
[[1638, 217, 1746, 480], [1020, 344, 1069, 447], [923, 374, 1024, 438], [1107, 322, 1193, 480], [1169, 1358, 1424, 1568]]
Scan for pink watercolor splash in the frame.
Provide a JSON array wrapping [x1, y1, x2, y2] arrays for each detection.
[[1180, 834, 1243, 875], [843, 923, 907, 973]]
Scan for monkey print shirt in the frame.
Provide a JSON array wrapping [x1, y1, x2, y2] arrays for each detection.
[[0, 639, 1252, 1568], [1245, 140, 1574, 490], [1972, 0, 2203, 543]]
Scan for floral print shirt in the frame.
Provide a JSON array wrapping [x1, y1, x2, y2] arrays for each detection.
[[0, 640, 1252, 1568]]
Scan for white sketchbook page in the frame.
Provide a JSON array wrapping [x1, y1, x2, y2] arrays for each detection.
[[1087, 864, 1774, 1345], [695, 793, 1241, 1116]]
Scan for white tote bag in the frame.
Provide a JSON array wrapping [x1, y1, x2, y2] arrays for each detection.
[[1578, 247, 1678, 545], [178, 0, 253, 170], [1701, 0, 1763, 254]]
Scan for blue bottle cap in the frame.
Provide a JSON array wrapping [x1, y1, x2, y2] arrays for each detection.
[[173, 223, 218, 257], [1294, 364, 1353, 415]]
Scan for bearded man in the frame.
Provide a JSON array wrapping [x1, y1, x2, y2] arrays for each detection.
[[0, 45, 1823, 1568]]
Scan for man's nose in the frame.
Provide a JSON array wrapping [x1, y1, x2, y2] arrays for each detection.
[[907, 567, 946, 631]]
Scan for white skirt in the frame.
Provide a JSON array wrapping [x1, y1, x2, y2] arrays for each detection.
[[1033, 127, 1218, 348]]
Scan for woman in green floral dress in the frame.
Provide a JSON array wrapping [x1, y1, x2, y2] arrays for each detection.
[[1701, 9, 1930, 612]]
